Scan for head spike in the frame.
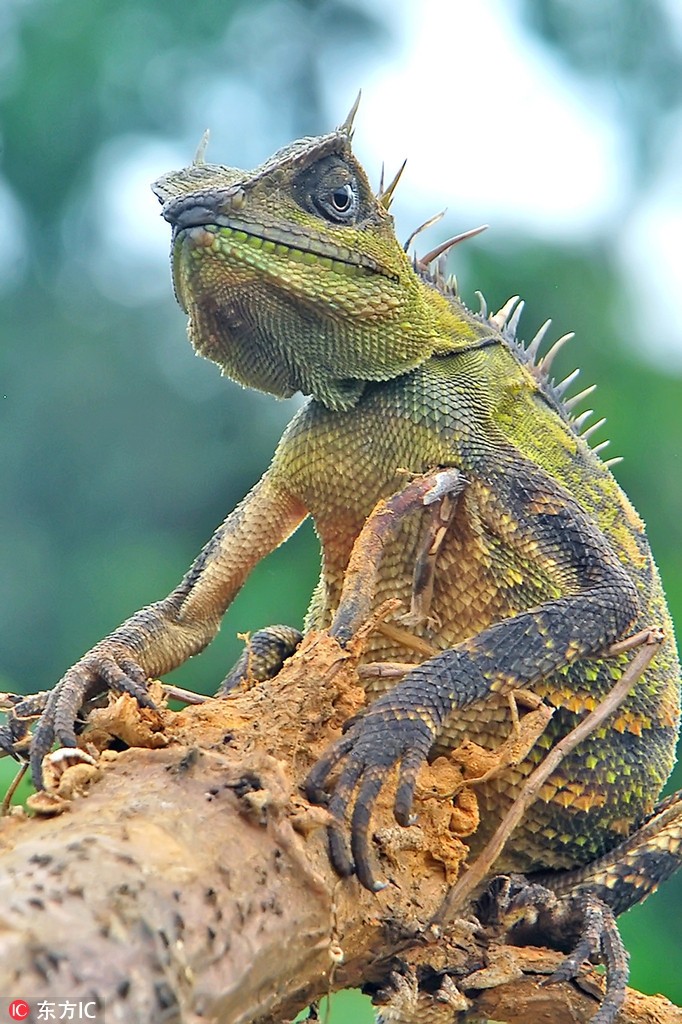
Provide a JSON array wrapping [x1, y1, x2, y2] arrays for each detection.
[[417, 225, 489, 268], [339, 90, 362, 137], [193, 129, 210, 166], [475, 291, 488, 318], [540, 332, 575, 373], [378, 159, 407, 210], [490, 296, 521, 330], [525, 319, 552, 362], [604, 456, 623, 469], [591, 439, 610, 455], [564, 384, 597, 412], [403, 210, 446, 253]]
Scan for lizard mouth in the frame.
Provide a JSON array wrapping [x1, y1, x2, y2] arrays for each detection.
[[162, 194, 396, 280]]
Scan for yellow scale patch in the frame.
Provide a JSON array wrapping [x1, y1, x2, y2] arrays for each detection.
[[214, 224, 369, 278]]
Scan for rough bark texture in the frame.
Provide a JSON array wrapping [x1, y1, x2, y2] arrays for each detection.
[[0, 632, 679, 1024]]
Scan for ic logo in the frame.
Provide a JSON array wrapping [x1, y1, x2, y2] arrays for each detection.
[[8, 1001, 30, 1021]]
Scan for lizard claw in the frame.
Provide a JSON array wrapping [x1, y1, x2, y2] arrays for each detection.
[[304, 700, 435, 891], [21, 647, 154, 789]]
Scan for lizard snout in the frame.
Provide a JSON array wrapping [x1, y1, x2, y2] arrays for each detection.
[[161, 187, 247, 232]]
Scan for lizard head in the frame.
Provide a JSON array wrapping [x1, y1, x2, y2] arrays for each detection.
[[153, 101, 477, 410]]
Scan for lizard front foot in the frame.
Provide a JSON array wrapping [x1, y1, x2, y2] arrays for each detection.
[[304, 697, 436, 891], [13, 646, 154, 789]]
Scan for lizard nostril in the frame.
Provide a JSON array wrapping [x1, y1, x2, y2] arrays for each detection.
[[162, 186, 246, 228], [162, 199, 217, 229]]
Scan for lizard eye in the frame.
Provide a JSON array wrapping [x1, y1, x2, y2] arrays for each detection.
[[295, 156, 361, 224], [312, 179, 359, 223], [330, 184, 354, 213]]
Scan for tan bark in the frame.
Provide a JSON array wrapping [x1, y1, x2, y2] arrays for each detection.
[[0, 632, 679, 1024]]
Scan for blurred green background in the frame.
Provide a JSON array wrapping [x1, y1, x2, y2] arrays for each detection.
[[0, 0, 680, 1016]]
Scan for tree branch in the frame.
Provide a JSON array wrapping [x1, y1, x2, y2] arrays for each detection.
[[0, 632, 679, 1024]]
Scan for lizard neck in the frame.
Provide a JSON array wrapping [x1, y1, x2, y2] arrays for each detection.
[[418, 277, 498, 356]]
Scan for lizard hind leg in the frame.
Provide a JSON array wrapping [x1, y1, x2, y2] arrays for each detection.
[[534, 786, 682, 917], [478, 875, 629, 1024]]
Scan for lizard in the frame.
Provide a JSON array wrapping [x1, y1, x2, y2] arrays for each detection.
[[1, 98, 681, 1022]]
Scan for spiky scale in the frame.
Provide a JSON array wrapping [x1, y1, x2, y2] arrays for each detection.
[[540, 332, 575, 373], [418, 225, 489, 269], [339, 90, 362, 136], [525, 319, 552, 362], [582, 417, 607, 441], [403, 210, 446, 254], [490, 295, 521, 330], [565, 384, 597, 413], [378, 159, 407, 211], [506, 299, 525, 341], [554, 367, 581, 397], [193, 129, 210, 166], [572, 409, 595, 431], [446, 274, 458, 297]]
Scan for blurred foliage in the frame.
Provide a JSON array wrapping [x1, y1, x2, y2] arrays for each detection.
[[0, 0, 680, 1017], [293, 990, 373, 1023], [520, 0, 682, 183], [0, 0, 386, 692]]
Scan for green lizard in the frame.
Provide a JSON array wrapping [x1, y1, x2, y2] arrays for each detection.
[[2, 100, 681, 1023]]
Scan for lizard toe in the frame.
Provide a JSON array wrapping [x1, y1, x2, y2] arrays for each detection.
[[327, 821, 355, 879], [546, 892, 628, 1024], [304, 732, 355, 804], [29, 701, 58, 787], [97, 658, 156, 709], [394, 748, 424, 827], [351, 767, 389, 891], [326, 758, 366, 878], [27, 649, 153, 788]]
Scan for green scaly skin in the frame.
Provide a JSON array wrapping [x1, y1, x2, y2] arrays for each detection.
[[2, 107, 680, 1023]]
